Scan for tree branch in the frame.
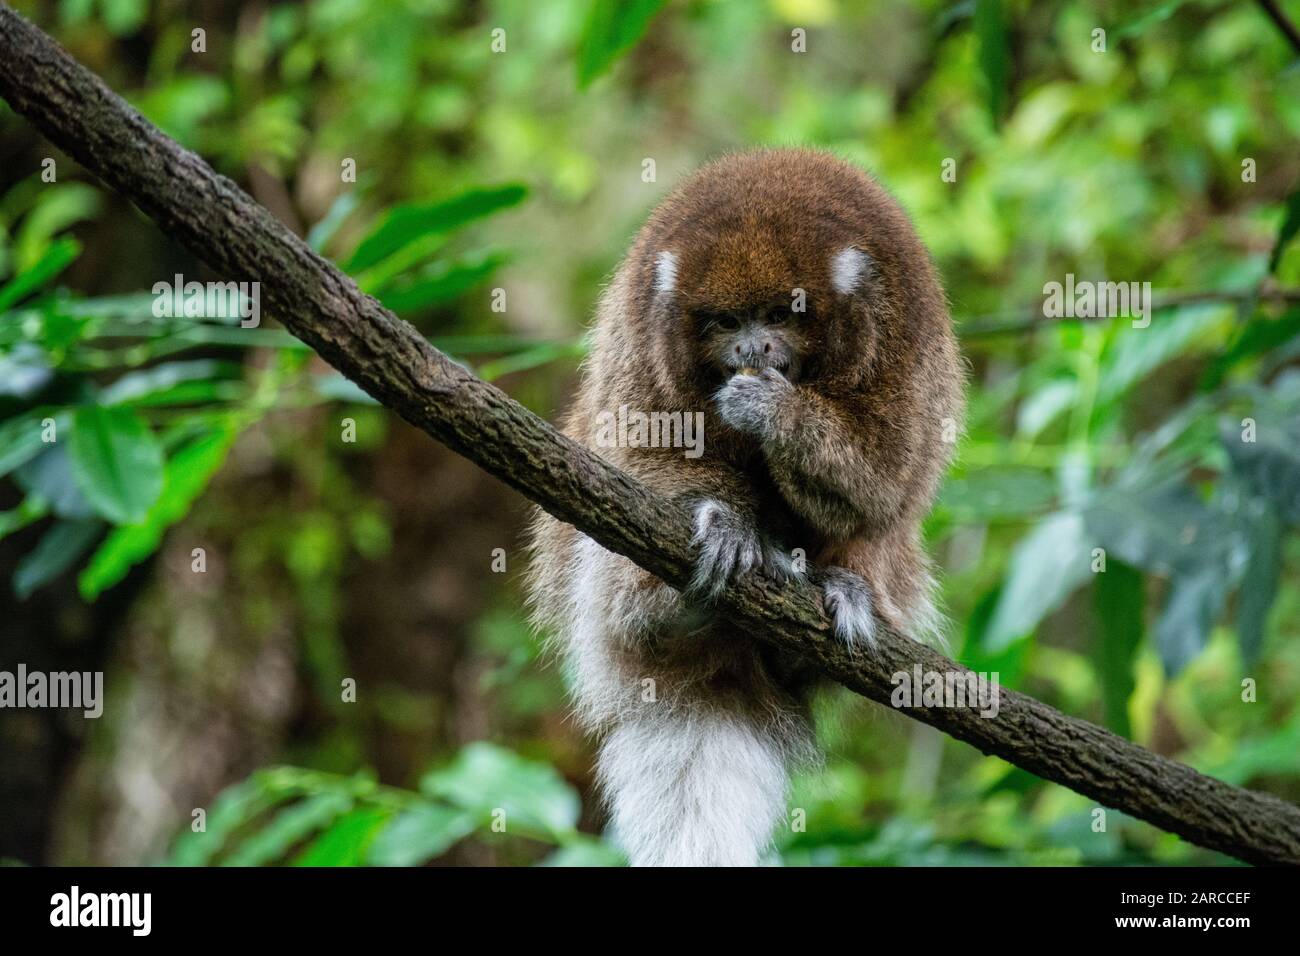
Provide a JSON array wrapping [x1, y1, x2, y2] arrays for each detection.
[[2, 2, 1297, 866], [1257, 0, 1300, 55]]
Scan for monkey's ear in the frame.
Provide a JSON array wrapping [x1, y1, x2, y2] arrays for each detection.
[[830, 246, 873, 295], [653, 250, 678, 296]]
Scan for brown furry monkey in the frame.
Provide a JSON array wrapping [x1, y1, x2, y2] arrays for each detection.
[[527, 148, 964, 866]]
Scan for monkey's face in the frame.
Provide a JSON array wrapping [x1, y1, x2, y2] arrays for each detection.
[[649, 236, 869, 398], [633, 151, 916, 405], [695, 301, 808, 383]]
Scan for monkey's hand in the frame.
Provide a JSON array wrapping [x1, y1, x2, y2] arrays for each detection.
[[689, 499, 802, 598], [714, 368, 793, 438], [817, 566, 876, 647]]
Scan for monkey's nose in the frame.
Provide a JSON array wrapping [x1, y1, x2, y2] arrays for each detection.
[[734, 338, 773, 357], [732, 330, 776, 368]]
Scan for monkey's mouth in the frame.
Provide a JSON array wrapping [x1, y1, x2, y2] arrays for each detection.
[[721, 358, 794, 381]]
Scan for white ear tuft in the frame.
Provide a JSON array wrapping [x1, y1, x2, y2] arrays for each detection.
[[654, 250, 678, 295], [830, 247, 871, 295]]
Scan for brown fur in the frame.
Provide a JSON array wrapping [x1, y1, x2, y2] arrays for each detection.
[[526, 148, 964, 864]]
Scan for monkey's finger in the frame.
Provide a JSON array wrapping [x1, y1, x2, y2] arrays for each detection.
[[819, 567, 877, 647], [761, 543, 804, 584]]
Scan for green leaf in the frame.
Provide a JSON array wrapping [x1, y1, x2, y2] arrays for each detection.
[[1235, 504, 1282, 663], [293, 807, 393, 866], [476, 338, 588, 382], [69, 405, 164, 525], [0, 496, 49, 543], [1085, 479, 1237, 576], [0, 343, 53, 398], [167, 767, 324, 866], [974, 0, 1008, 127], [420, 742, 580, 841], [1206, 715, 1300, 786], [344, 185, 527, 274], [35, 305, 91, 352], [427, 334, 566, 356], [307, 189, 360, 253], [984, 511, 1091, 651], [39, 291, 159, 322], [120, 380, 246, 408], [0, 410, 58, 479], [937, 468, 1057, 521], [1269, 189, 1300, 275], [376, 251, 508, 313], [1202, 306, 1300, 389], [99, 359, 242, 406], [13, 183, 101, 272], [222, 790, 354, 867], [15, 445, 96, 519], [1115, 0, 1192, 39], [79, 425, 237, 599], [0, 236, 80, 311], [1015, 378, 1076, 438], [1098, 304, 1221, 399], [576, 0, 668, 88], [1092, 560, 1143, 737], [959, 585, 1031, 686], [1154, 566, 1227, 675], [129, 77, 228, 149], [101, 0, 147, 36], [13, 518, 102, 599], [1087, 473, 1246, 675], [311, 374, 380, 406], [1221, 418, 1300, 523], [538, 838, 625, 867], [366, 803, 477, 866]]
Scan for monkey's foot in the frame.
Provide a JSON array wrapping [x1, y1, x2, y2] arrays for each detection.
[[689, 499, 803, 597], [818, 567, 876, 647]]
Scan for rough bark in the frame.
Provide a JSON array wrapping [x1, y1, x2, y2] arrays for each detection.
[[2, 2, 1298, 866]]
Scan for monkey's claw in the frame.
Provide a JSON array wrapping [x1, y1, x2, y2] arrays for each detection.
[[689, 500, 802, 597], [761, 544, 802, 585], [818, 567, 876, 647]]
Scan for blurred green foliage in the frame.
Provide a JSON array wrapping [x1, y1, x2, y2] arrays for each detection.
[[2, 0, 1299, 866], [167, 744, 621, 866]]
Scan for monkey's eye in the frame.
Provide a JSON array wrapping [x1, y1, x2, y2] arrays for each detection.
[[766, 305, 794, 325], [702, 313, 740, 332]]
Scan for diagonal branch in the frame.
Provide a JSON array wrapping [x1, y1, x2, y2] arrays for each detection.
[[1257, 0, 1300, 55], [1, 2, 1297, 866]]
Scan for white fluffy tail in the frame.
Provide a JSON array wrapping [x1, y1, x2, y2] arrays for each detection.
[[597, 709, 790, 866]]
